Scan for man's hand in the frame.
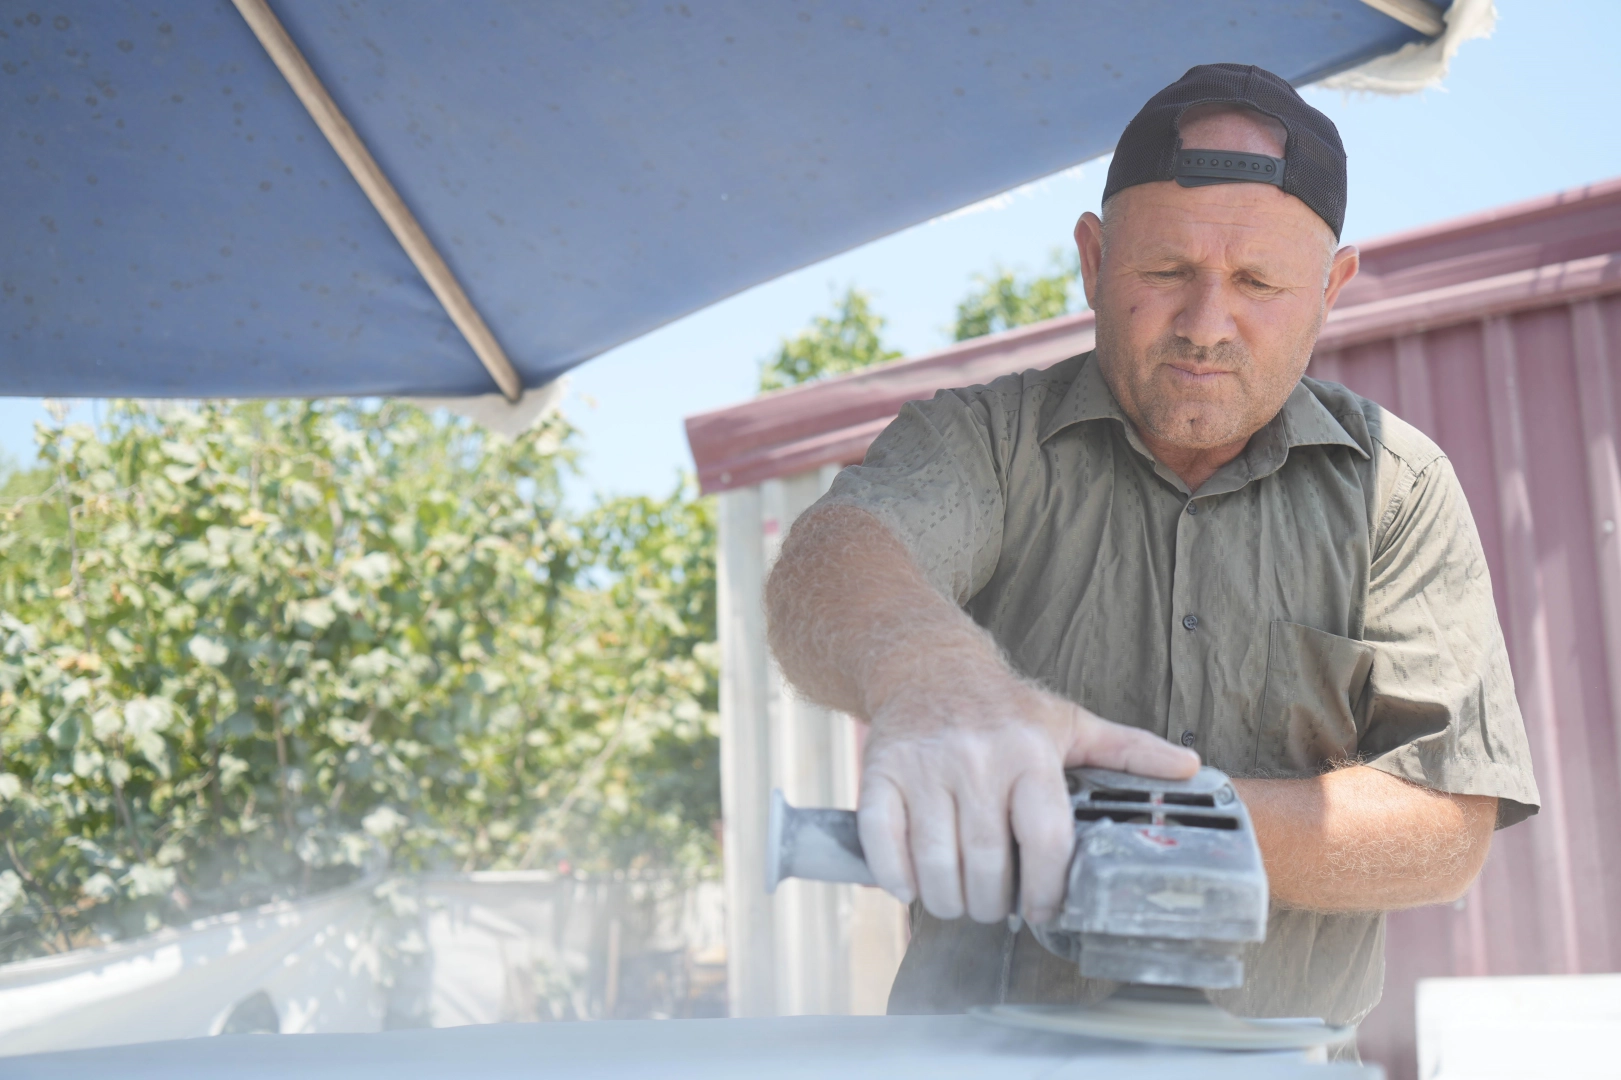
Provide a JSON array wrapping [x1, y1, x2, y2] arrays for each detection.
[[765, 504, 1198, 926], [860, 676, 1199, 926]]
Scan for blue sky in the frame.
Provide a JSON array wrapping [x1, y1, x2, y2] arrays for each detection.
[[5, 0, 1619, 505]]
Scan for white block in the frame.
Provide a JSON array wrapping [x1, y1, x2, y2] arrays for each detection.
[[1417, 973, 1621, 1080]]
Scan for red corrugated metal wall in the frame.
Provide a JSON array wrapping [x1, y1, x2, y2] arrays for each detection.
[[1313, 295, 1621, 1078]]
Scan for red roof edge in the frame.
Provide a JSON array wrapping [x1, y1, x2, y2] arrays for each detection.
[[1351, 175, 1621, 265]]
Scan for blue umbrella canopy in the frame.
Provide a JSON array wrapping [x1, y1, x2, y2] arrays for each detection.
[[3, 1, 1434, 399]]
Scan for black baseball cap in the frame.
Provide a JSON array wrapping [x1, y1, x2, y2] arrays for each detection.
[[1103, 64, 1348, 239]]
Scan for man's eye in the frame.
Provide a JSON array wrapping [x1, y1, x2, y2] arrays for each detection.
[[1240, 276, 1280, 292], [1146, 269, 1183, 281]]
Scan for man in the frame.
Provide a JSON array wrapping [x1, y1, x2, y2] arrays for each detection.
[[764, 64, 1540, 1026]]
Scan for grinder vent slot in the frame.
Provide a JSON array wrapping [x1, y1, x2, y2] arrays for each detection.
[[1162, 792, 1217, 808], [1086, 788, 1151, 803], [1164, 813, 1240, 830], [1074, 807, 1152, 825]]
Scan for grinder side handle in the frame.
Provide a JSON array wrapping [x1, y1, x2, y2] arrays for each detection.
[[765, 789, 876, 892]]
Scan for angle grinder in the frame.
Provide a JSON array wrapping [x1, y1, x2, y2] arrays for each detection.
[[766, 765, 1354, 1052]]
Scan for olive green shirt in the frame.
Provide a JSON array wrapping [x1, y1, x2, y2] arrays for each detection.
[[816, 351, 1540, 1026]]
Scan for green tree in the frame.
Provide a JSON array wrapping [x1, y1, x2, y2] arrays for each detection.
[[758, 287, 901, 392], [952, 252, 1082, 341], [0, 402, 717, 961]]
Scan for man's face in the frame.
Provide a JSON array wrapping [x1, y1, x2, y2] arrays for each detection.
[[1076, 114, 1357, 458]]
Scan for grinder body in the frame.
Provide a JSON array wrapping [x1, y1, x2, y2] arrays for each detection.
[[768, 765, 1268, 993], [1034, 766, 1267, 990]]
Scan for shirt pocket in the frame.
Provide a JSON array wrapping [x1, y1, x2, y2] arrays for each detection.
[[1252, 620, 1376, 776]]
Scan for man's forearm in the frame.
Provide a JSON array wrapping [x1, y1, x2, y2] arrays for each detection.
[[765, 504, 1007, 719], [1234, 766, 1496, 912], [767, 503, 1200, 923]]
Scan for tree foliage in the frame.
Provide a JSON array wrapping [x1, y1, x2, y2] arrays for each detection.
[[0, 402, 717, 962], [0, 252, 1089, 965], [758, 287, 902, 391], [952, 252, 1082, 341]]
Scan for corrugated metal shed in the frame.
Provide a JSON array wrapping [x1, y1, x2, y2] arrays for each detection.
[[684, 176, 1621, 1077]]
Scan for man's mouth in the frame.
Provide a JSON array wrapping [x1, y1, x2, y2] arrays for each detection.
[[1162, 363, 1235, 386]]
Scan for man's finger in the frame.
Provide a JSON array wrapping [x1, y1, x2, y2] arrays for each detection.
[[1009, 767, 1075, 925], [857, 775, 916, 905], [957, 785, 1013, 923], [907, 788, 965, 920], [1064, 712, 1201, 778]]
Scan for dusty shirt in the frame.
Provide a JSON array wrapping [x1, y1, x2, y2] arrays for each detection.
[[816, 350, 1540, 1026]]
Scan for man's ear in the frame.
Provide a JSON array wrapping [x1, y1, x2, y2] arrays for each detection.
[[1323, 244, 1360, 311], [1075, 212, 1104, 311]]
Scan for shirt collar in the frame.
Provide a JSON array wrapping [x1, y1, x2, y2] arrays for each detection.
[[1040, 351, 1369, 495]]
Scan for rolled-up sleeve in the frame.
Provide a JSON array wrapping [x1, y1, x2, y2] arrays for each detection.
[[1359, 455, 1541, 827], [815, 390, 1007, 607]]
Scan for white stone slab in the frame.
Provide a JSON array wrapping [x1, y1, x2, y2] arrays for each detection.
[[2, 1014, 1378, 1079]]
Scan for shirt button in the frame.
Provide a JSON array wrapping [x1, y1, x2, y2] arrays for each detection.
[[1180, 730, 1197, 748], [1182, 614, 1199, 631], [1186, 501, 1199, 515]]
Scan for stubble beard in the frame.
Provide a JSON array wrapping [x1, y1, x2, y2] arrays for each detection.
[[1095, 307, 1320, 453]]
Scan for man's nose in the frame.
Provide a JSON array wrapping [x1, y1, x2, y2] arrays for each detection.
[[1172, 275, 1237, 350]]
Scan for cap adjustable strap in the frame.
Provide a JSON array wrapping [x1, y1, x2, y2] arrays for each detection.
[[1174, 151, 1286, 189]]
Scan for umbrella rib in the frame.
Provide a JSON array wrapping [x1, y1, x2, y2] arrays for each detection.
[[231, 0, 523, 402], [1354, 0, 1445, 37]]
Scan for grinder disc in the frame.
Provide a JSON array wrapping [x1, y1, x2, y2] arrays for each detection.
[[970, 994, 1355, 1052]]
